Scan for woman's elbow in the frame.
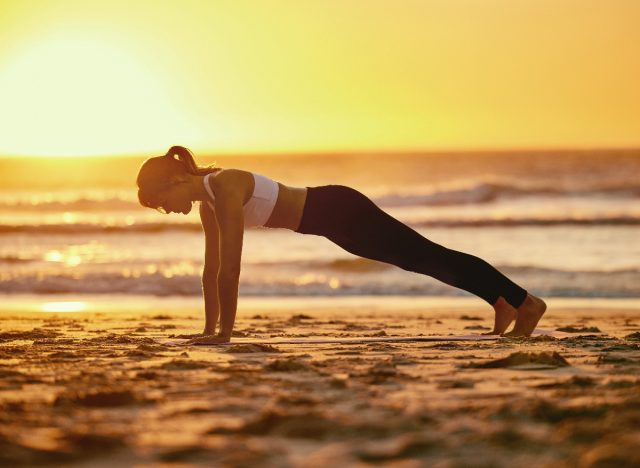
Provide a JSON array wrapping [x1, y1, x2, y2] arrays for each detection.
[[218, 267, 240, 282], [202, 266, 219, 278]]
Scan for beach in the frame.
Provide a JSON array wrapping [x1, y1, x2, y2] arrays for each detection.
[[1, 150, 639, 466], [2, 0, 639, 464], [1, 295, 639, 467]]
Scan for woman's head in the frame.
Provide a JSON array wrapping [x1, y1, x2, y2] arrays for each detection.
[[136, 146, 217, 214]]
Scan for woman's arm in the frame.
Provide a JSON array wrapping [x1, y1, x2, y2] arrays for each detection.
[[208, 170, 245, 342], [199, 202, 221, 335], [202, 268, 220, 334]]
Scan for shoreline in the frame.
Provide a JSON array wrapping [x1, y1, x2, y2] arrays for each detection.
[[1, 293, 639, 315]]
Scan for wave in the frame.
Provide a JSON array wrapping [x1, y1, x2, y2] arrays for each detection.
[[1, 181, 638, 212], [2, 251, 637, 278], [278, 259, 640, 276], [0, 269, 436, 296], [0, 265, 638, 297], [0, 222, 202, 234], [0, 196, 134, 212], [366, 182, 640, 207], [1, 214, 639, 235], [411, 216, 640, 228], [0, 254, 32, 264]]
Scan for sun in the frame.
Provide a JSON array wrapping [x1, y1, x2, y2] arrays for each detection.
[[0, 34, 198, 157]]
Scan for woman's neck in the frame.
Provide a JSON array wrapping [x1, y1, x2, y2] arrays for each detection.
[[186, 174, 209, 202]]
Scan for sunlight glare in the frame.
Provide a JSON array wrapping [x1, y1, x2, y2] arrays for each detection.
[[40, 301, 87, 313], [0, 35, 198, 156], [44, 250, 63, 262]]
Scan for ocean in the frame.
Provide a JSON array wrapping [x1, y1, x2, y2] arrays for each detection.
[[0, 149, 638, 301]]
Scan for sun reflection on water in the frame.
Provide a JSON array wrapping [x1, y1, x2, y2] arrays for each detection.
[[62, 212, 76, 223], [40, 301, 87, 313]]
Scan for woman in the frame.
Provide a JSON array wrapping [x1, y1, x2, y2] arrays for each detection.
[[137, 146, 546, 343]]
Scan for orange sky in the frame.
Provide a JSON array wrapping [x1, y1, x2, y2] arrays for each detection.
[[0, 0, 638, 157]]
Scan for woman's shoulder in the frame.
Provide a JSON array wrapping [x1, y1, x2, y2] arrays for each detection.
[[205, 168, 254, 200], [209, 168, 251, 186]]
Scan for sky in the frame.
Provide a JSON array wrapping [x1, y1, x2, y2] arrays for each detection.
[[0, 0, 638, 157]]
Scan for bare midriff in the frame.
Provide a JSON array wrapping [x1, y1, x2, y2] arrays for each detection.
[[264, 182, 308, 231]]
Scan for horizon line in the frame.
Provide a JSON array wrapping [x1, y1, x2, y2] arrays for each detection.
[[1, 145, 639, 159]]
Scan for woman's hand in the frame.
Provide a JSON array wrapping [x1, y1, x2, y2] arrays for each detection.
[[171, 332, 206, 339], [185, 334, 231, 345], [171, 329, 216, 340]]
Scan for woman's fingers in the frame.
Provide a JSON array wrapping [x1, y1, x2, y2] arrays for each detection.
[[171, 332, 204, 339], [185, 335, 230, 345]]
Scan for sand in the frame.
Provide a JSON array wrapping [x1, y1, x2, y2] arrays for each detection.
[[1, 299, 639, 467]]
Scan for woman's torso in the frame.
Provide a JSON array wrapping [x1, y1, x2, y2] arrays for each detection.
[[203, 169, 307, 230]]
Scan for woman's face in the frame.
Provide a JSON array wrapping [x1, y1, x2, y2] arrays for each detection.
[[154, 179, 193, 215]]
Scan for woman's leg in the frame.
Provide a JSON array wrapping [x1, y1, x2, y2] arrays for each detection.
[[301, 185, 528, 309]]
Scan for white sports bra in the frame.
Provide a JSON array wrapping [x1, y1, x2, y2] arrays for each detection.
[[203, 170, 279, 228]]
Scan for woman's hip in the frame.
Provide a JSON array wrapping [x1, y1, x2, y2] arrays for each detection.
[[294, 185, 369, 236]]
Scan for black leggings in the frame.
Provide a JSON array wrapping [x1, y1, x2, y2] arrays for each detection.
[[294, 185, 528, 309]]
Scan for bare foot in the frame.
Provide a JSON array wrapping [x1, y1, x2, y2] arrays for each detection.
[[502, 293, 547, 337], [482, 296, 518, 335]]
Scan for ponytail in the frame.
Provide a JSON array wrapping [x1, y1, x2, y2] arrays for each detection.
[[165, 146, 216, 175]]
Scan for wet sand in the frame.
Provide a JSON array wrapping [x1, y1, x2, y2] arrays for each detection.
[[1, 299, 639, 467]]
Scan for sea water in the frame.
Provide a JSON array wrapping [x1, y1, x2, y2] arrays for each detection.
[[0, 149, 638, 301]]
